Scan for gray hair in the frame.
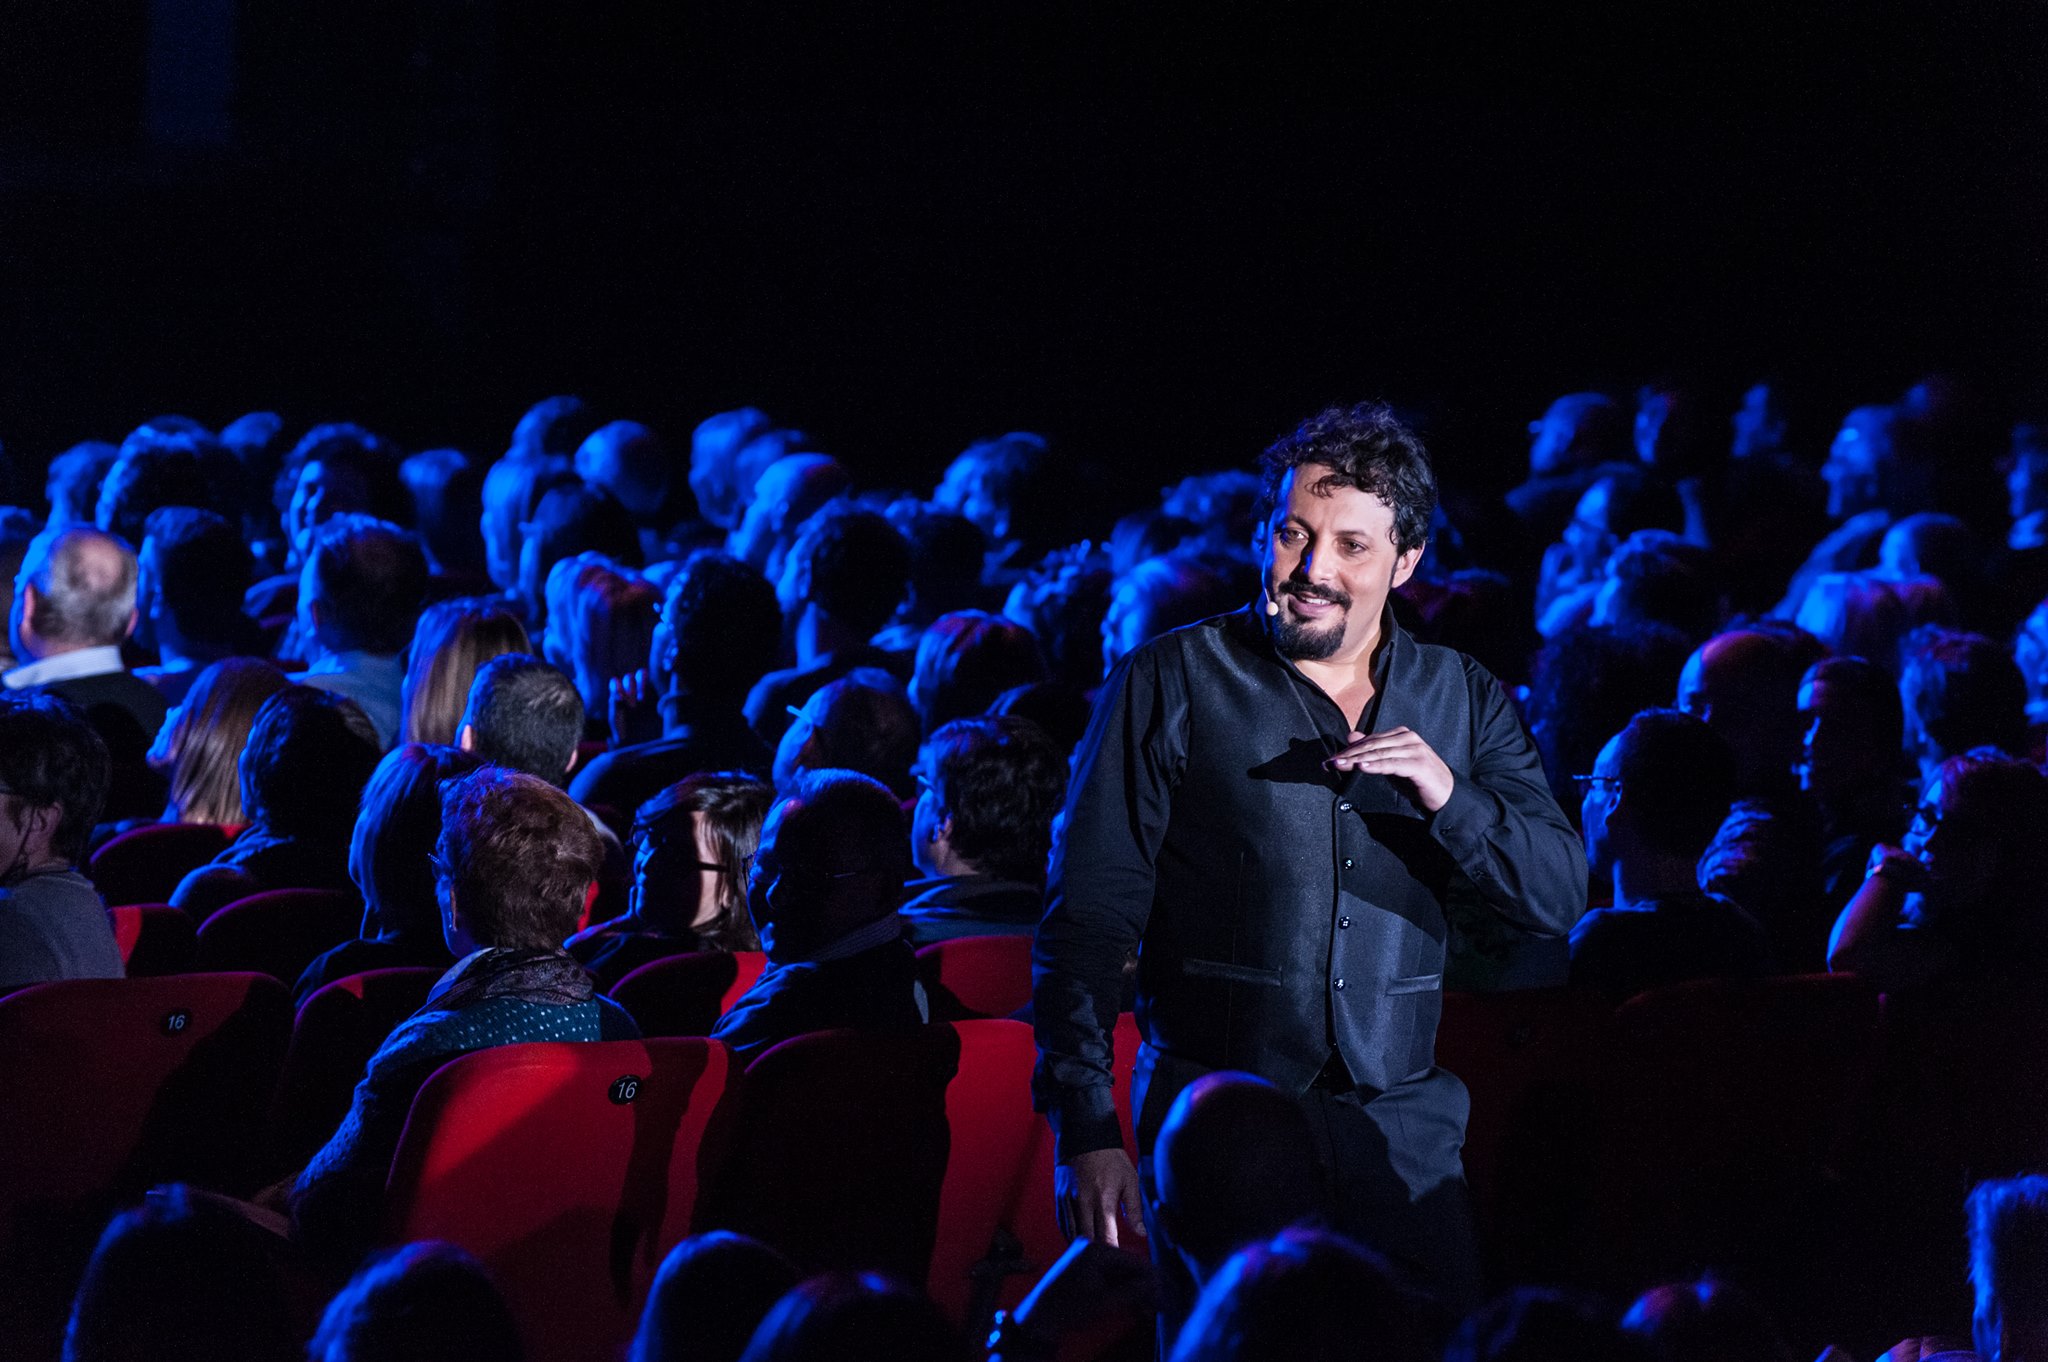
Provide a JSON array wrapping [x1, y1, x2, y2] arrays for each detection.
[[25, 527, 137, 648]]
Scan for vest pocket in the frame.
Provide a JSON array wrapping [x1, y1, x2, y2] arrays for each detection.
[[1182, 957, 1283, 987], [1385, 972, 1443, 995]]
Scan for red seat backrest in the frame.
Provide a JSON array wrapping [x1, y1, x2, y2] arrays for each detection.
[[266, 967, 442, 1175], [383, 1038, 743, 1362], [107, 903, 197, 977], [915, 934, 1035, 1020], [707, 1020, 1045, 1328], [609, 950, 766, 1038], [88, 823, 232, 908], [192, 889, 361, 985], [0, 973, 292, 1253]]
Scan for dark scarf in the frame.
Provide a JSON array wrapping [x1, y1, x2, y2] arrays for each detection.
[[427, 946, 597, 1013]]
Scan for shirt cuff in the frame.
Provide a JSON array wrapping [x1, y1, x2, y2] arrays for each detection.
[[1047, 1093, 1124, 1165]]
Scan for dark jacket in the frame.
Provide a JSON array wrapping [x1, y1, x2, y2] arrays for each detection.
[[568, 690, 771, 818], [710, 934, 928, 1065], [40, 672, 169, 822], [900, 874, 1043, 946], [1033, 607, 1586, 1161]]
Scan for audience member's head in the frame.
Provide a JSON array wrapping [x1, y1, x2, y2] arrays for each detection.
[[576, 420, 674, 523], [1102, 555, 1246, 676], [911, 609, 1048, 735], [0, 507, 37, 670], [436, 765, 605, 953], [1621, 1277, 1795, 1362], [518, 483, 643, 629], [1589, 532, 1720, 643], [1634, 380, 1721, 481], [1446, 1287, 1656, 1362], [401, 447, 488, 575], [911, 715, 1064, 886], [459, 654, 585, 786], [510, 394, 603, 463], [736, 1272, 966, 1362], [1160, 469, 1266, 558], [1968, 1175, 2048, 1362], [1168, 1228, 1434, 1362], [1904, 752, 2048, 968], [277, 423, 407, 564], [772, 670, 920, 799], [1899, 627, 2030, 779], [1793, 572, 1919, 673], [47, 441, 119, 529], [137, 507, 256, 661], [563, 560, 659, 727], [631, 772, 773, 950], [0, 692, 109, 872], [353, 743, 485, 947], [989, 680, 1092, 763], [481, 454, 579, 593], [1822, 405, 1913, 520], [631, 1231, 800, 1362], [935, 432, 1070, 565], [1675, 630, 1809, 795], [149, 658, 291, 825], [747, 770, 910, 961], [1797, 657, 1908, 818], [1730, 381, 1792, 461], [1581, 709, 1737, 889], [298, 515, 431, 660], [308, 1240, 521, 1362], [96, 430, 214, 549], [730, 454, 851, 581], [241, 685, 382, 839], [1528, 392, 1628, 477], [689, 408, 781, 531], [13, 526, 139, 662], [402, 598, 532, 747], [1559, 468, 1686, 581], [660, 551, 780, 705], [776, 505, 912, 643], [891, 508, 989, 628], [1526, 622, 1694, 814], [63, 1183, 298, 1362], [1152, 1072, 1329, 1287], [1003, 558, 1113, 692]]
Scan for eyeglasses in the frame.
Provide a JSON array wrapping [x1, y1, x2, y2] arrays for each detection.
[[1571, 774, 1623, 797], [743, 851, 878, 893]]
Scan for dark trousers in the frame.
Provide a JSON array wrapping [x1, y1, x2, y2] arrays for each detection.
[[1133, 1045, 1482, 1344]]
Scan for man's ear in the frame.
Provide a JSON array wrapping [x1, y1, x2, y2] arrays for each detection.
[[1390, 542, 1425, 591], [124, 607, 140, 642], [18, 583, 40, 646], [565, 744, 581, 776], [458, 724, 476, 753]]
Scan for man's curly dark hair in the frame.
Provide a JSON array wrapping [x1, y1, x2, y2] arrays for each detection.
[[1256, 403, 1438, 556]]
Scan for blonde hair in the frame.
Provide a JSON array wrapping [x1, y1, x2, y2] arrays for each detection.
[[400, 599, 530, 746], [154, 658, 290, 825]]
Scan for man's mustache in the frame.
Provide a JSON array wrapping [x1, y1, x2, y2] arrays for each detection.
[[1281, 582, 1352, 609]]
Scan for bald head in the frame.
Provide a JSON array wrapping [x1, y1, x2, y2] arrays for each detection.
[[16, 527, 139, 658], [575, 420, 672, 520], [1676, 630, 1808, 793], [729, 454, 851, 575], [1154, 1071, 1328, 1283]]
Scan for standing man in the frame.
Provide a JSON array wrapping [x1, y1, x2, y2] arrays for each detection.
[[1033, 403, 1585, 1308]]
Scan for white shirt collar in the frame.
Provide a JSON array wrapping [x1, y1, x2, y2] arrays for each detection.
[[4, 646, 127, 690]]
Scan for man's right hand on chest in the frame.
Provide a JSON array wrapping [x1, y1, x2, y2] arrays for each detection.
[[1055, 1147, 1148, 1250]]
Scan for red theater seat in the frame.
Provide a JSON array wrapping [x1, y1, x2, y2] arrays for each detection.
[[107, 903, 197, 977], [0, 973, 292, 1252], [707, 1020, 1044, 1331], [89, 823, 232, 908], [193, 888, 360, 985], [609, 950, 766, 1038], [916, 934, 1034, 1020], [383, 1038, 743, 1362], [266, 967, 441, 1174]]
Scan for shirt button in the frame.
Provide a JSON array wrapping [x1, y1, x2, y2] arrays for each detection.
[[1338, 801, 1352, 811], [1334, 978, 1347, 991], [1342, 858, 1354, 869], [1338, 916, 1351, 929]]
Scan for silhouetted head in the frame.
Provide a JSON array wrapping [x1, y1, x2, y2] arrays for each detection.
[[518, 483, 642, 629], [481, 454, 579, 593], [910, 714, 1065, 884], [776, 504, 911, 637], [729, 454, 850, 581], [577, 420, 675, 523], [773, 671, 920, 799], [631, 1231, 799, 1362], [275, 423, 407, 564], [1581, 708, 1737, 882], [747, 771, 910, 962], [401, 447, 488, 574], [661, 551, 780, 705], [459, 653, 584, 785], [137, 507, 255, 659], [298, 515, 431, 659], [0, 691, 109, 870], [1529, 392, 1628, 477], [911, 609, 1048, 735], [96, 428, 215, 549], [1797, 657, 1907, 813], [1153, 1072, 1329, 1286], [1102, 555, 1247, 677], [309, 1240, 521, 1362], [352, 743, 485, 945], [241, 686, 382, 839], [737, 1272, 966, 1362], [1169, 1228, 1435, 1362], [46, 441, 119, 530], [1899, 627, 2029, 775], [1675, 630, 1808, 794], [1621, 1277, 1794, 1362]]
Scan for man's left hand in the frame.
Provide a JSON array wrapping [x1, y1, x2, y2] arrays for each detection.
[[1325, 726, 1455, 811]]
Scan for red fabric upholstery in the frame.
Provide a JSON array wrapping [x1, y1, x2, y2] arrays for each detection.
[[0, 973, 292, 1252], [916, 934, 1034, 1020], [88, 823, 232, 909], [609, 950, 767, 1038], [192, 888, 360, 985], [383, 1038, 743, 1362], [707, 1020, 1044, 1329], [266, 967, 441, 1175], [107, 903, 196, 977]]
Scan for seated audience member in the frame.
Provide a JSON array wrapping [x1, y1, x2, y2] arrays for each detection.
[[400, 598, 531, 747], [1898, 627, 2030, 785], [246, 423, 407, 622], [289, 515, 433, 749], [989, 680, 1094, 764], [294, 743, 484, 1004], [573, 552, 779, 815], [912, 609, 1050, 736], [1107, 509, 1203, 579], [308, 1240, 521, 1362], [576, 420, 678, 552], [1525, 621, 1694, 812], [171, 686, 382, 918], [1534, 468, 1684, 636], [630, 1232, 800, 1362], [1586, 532, 1721, 644], [737, 1272, 965, 1362], [772, 671, 921, 801], [1447, 1287, 1658, 1362], [569, 772, 771, 986], [1505, 392, 1631, 548], [7, 526, 169, 821], [689, 407, 783, 532], [0, 506, 42, 674], [932, 431, 1072, 583], [1168, 1228, 1435, 1362], [519, 482, 642, 635], [748, 506, 911, 746], [0, 694, 121, 992], [1403, 569, 1538, 692], [1099, 557, 1246, 682], [1828, 752, 2048, 993], [146, 658, 290, 826], [729, 453, 852, 582], [94, 429, 214, 551], [872, 508, 990, 655], [710, 770, 926, 1064], [1570, 710, 1770, 1000], [1793, 571, 1920, 671], [459, 653, 586, 787], [63, 1183, 299, 1362], [400, 446, 488, 582], [291, 767, 637, 1257], [1621, 1278, 1795, 1362], [45, 440, 120, 532], [133, 507, 264, 703], [510, 393, 602, 464], [1879, 512, 1997, 632], [219, 412, 287, 565], [480, 452, 579, 602], [1796, 658, 1913, 919], [1003, 552, 1114, 694], [902, 716, 1062, 945], [562, 558, 659, 735], [1967, 1175, 2048, 1362]]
